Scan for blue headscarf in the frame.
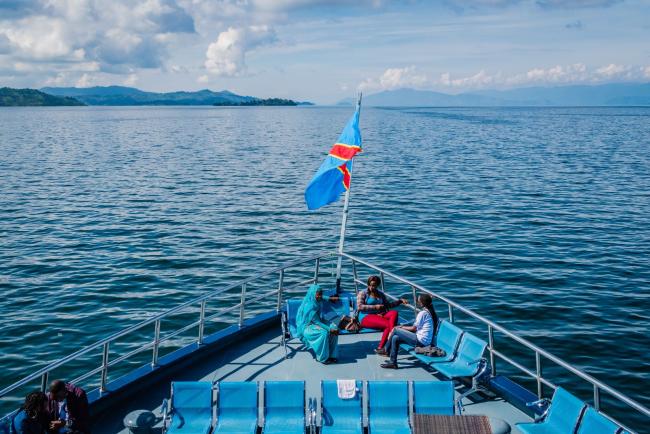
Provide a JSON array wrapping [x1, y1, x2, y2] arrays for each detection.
[[295, 284, 323, 341]]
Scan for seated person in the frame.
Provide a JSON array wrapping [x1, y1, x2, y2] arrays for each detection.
[[11, 391, 49, 434], [380, 293, 438, 369], [356, 275, 408, 355], [47, 380, 90, 434], [295, 284, 340, 364]]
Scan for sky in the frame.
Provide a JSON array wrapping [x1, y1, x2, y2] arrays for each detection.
[[0, 0, 649, 104]]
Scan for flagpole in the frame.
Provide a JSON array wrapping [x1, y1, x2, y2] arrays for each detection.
[[335, 92, 362, 294]]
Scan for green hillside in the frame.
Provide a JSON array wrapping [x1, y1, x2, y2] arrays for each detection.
[[0, 88, 85, 106]]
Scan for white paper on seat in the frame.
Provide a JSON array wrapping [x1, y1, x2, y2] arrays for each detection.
[[337, 379, 356, 399]]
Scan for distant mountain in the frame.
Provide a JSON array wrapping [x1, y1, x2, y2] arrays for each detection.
[[41, 86, 312, 106], [0, 87, 85, 106], [339, 83, 650, 106]]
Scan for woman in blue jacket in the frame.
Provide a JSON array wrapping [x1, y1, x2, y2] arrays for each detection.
[[11, 391, 48, 434]]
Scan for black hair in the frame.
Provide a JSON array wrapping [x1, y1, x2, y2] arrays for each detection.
[[49, 379, 66, 395], [22, 391, 47, 419], [418, 293, 438, 333], [367, 275, 381, 287]]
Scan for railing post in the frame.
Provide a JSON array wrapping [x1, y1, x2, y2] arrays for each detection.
[[239, 283, 247, 328], [152, 319, 161, 367], [198, 300, 206, 345], [380, 272, 386, 293], [535, 351, 543, 399], [594, 385, 601, 411], [351, 260, 359, 295], [314, 258, 320, 284], [276, 270, 284, 313], [488, 325, 496, 376], [40, 372, 48, 392], [100, 342, 109, 393], [411, 285, 418, 320], [448, 304, 454, 322]]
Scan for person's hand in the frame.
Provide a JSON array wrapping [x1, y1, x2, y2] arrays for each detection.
[[50, 420, 65, 430], [375, 305, 383, 311], [400, 298, 409, 305], [329, 296, 340, 303], [330, 328, 339, 335]]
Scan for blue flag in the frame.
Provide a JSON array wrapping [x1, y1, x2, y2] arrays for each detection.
[[305, 109, 362, 210]]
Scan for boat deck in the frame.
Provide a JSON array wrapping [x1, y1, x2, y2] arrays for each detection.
[[93, 325, 532, 434]]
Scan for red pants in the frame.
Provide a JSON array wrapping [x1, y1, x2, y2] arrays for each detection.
[[360, 310, 399, 349]]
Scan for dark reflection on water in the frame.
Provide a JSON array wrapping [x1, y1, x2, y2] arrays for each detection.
[[1, 106, 649, 428]]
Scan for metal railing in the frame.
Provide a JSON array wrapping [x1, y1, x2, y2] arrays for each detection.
[[0, 251, 333, 402], [1, 251, 648, 432], [341, 252, 650, 431]]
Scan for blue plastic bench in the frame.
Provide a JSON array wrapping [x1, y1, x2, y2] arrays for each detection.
[[431, 332, 488, 412], [403, 320, 463, 365], [516, 387, 586, 434], [163, 381, 213, 434], [368, 381, 411, 434], [412, 381, 455, 416], [263, 381, 305, 434], [321, 380, 363, 434], [215, 382, 258, 434], [576, 407, 621, 434]]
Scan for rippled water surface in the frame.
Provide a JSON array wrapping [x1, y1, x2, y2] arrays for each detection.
[[1, 106, 649, 428]]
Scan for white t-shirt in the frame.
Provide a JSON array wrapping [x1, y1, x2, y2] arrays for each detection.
[[414, 310, 433, 346]]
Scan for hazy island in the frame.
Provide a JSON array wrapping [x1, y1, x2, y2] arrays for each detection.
[[213, 98, 306, 106], [40, 86, 313, 106], [0, 88, 85, 106]]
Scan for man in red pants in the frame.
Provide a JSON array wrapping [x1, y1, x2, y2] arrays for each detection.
[[356, 275, 409, 355]]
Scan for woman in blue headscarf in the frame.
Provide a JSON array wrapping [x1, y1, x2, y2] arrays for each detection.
[[295, 284, 339, 364]]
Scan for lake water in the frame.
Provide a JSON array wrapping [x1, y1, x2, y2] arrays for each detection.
[[1, 106, 649, 429]]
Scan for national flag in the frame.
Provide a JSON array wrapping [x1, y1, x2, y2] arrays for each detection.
[[304, 108, 362, 210]]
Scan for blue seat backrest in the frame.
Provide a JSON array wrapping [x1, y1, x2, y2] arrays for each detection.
[[218, 382, 258, 418], [286, 300, 302, 337], [413, 381, 455, 416], [577, 407, 620, 434], [455, 333, 487, 366], [368, 381, 409, 419], [435, 321, 463, 356], [265, 381, 304, 414], [320, 296, 351, 322], [172, 381, 212, 413], [544, 387, 586, 432], [321, 380, 362, 429]]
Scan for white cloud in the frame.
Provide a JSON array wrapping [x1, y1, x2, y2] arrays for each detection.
[[123, 73, 139, 86], [76, 73, 95, 87], [439, 70, 501, 87], [1, 16, 75, 60], [431, 63, 650, 91], [0, 0, 195, 75], [643, 66, 650, 80], [359, 66, 428, 92], [204, 25, 276, 77]]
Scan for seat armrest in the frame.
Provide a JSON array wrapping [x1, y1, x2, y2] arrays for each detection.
[[525, 398, 551, 422], [525, 398, 550, 408], [160, 399, 169, 432], [281, 311, 289, 338]]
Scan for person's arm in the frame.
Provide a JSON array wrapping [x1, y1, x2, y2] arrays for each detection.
[[323, 295, 340, 303], [69, 388, 90, 433], [382, 292, 408, 309]]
